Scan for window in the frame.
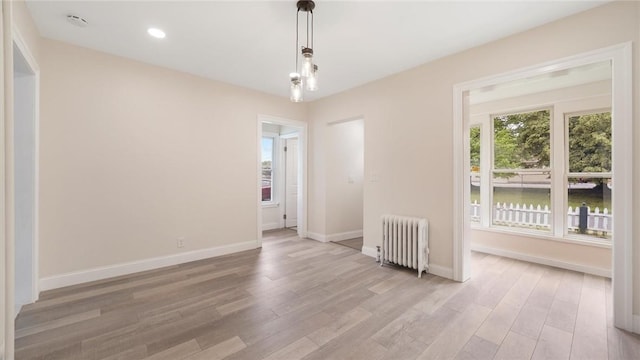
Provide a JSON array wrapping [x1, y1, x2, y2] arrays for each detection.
[[471, 106, 613, 244], [261, 136, 275, 202], [469, 125, 481, 223], [566, 111, 612, 239], [492, 110, 551, 232]]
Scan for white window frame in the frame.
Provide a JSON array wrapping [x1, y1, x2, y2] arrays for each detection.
[[261, 132, 279, 207], [488, 107, 554, 236], [475, 106, 614, 246], [563, 108, 612, 242]]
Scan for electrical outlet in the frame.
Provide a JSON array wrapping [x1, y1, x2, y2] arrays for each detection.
[[177, 237, 185, 248]]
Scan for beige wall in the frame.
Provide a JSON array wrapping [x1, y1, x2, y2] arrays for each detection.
[[39, 39, 305, 277], [473, 230, 611, 270], [307, 1, 638, 313]]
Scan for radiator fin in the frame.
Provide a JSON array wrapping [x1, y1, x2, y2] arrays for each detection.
[[380, 215, 429, 278]]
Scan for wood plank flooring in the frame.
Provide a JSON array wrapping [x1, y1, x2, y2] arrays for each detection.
[[15, 229, 640, 359]]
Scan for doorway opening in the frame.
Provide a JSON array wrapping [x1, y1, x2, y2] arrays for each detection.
[[326, 117, 364, 251], [453, 43, 633, 332], [257, 115, 307, 246], [13, 35, 39, 316]]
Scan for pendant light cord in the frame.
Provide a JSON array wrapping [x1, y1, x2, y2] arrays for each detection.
[[306, 11, 310, 48], [295, 9, 300, 71], [310, 10, 313, 50]]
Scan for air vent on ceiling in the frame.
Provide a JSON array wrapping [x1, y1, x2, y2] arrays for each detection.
[[66, 15, 88, 27]]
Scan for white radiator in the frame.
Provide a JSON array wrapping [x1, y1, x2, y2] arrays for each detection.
[[380, 215, 429, 278]]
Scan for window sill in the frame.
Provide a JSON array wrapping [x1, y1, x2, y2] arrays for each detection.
[[262, 202, 279, 208], [470, 224, 612, 249]]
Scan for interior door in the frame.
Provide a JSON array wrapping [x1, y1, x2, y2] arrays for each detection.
[[284, 138, 298, 228]]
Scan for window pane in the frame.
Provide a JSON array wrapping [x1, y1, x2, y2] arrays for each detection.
[[470, 126, 481, 223], [568, 112, 611, 173], [492, 171, 551, 231], [470, 126, 481, 170], [470, 174, 481, 223], [261, 137, 273, 202], [567, 177, 612, 239], [493, 110, 550, 169]]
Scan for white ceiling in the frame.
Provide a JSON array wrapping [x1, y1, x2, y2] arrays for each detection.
[[26, 1, 609, 101]]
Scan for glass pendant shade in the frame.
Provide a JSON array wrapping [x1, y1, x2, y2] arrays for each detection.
[[290, 73, 303, 102], [306, 65, 318, 91], [301, 56, 313, 78], [301, 49, 314, 78]]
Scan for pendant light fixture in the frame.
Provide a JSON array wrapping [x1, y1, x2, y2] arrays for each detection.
[[290, 0, 318, 102]]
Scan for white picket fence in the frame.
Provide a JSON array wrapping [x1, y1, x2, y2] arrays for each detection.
[[470, 201, 612, 235]]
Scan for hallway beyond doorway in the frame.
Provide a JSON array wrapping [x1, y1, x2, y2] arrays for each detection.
[[334, 237, 363, 251]]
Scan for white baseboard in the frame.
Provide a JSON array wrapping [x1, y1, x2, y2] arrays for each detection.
[[471, 244, 611, 278], [262, 222, 281, 231], [15, 304, 23, 319], [326, 230, 363, 242], [306, 231, 327, 242], [634, 315, 640, 335], [362, 245, 378, 258], [429, 264, 454, 280], [307, 230, 363, 243], [40, 240, 259, 291]]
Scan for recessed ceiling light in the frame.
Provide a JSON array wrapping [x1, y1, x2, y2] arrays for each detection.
[[147, 28, 166, 39]]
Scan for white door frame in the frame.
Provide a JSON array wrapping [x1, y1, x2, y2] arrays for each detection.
[[13, 27, 40, 308], [3, 19, 40, 358], [452, 43, 633, 332], [257, 115, 307, 246], [1, 3, 12, 357]]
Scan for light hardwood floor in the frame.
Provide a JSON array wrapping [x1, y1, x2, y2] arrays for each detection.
[[15, 229, 640, 359]]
